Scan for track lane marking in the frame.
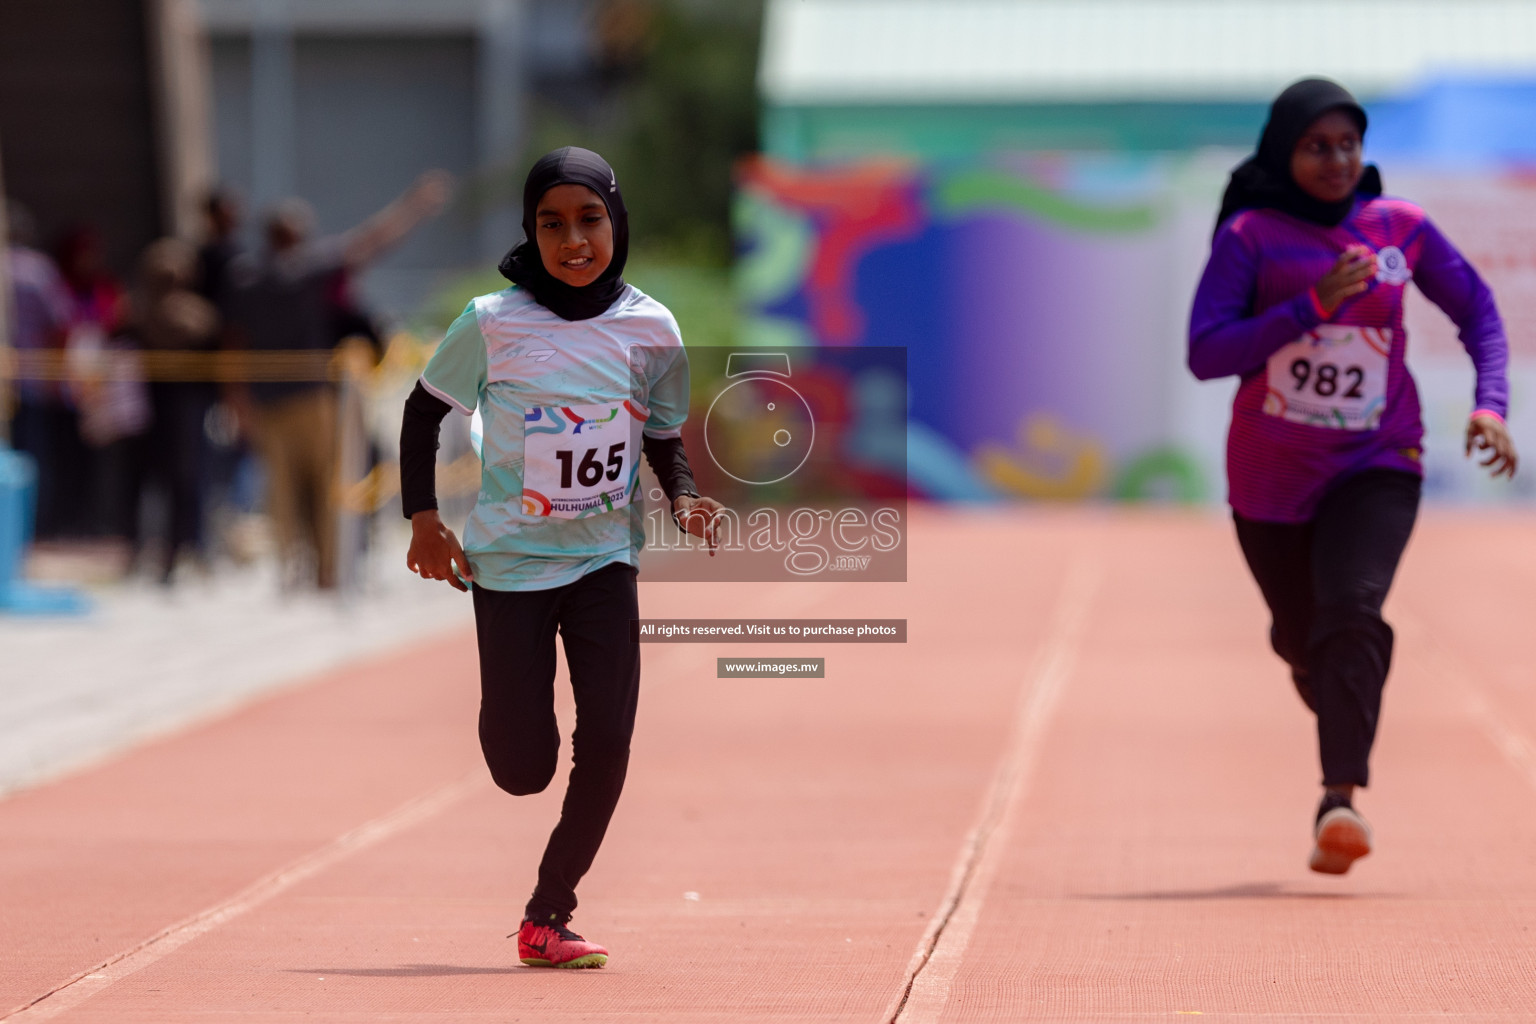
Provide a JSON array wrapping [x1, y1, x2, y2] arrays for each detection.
[[1, 597, 761, 1022], [2, 772, 487, 1022], [1399, 607, 1536, 798], [884, 557, 1101, 1024]]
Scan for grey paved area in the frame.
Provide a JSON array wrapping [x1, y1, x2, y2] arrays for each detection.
[[0, 526, 469, 797]]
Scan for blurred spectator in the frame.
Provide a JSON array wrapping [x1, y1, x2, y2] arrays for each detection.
[[326, 267, 385, 360], [5, 200, 76, 539], [133, 239, 220, 584], [53, 226, 144, 540], [226, 171, 452, 590], [195, 187, 259, 562], [54, 227, 128, 338], [197, 187, 244, 314]]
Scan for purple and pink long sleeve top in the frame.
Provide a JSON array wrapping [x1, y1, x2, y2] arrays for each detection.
[[1189, 197, 1510, 522]]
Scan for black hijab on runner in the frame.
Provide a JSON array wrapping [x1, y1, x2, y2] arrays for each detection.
[[1214, 78, 1383, 237], [498, 147, 629, 321]]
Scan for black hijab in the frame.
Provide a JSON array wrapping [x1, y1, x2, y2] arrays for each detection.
[[1214, 78, 1383, 237], [498, 147, 629, 321]]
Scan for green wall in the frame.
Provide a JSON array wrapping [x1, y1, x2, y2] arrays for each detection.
[[764, 101, 1269, 161]]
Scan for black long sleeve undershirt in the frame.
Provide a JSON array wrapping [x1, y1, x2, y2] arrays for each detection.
[[642, 431, 700, 505], [400, 382, 451, 519], [399, 381, 699, 520]]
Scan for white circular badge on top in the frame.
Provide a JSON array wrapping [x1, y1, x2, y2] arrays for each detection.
[[1375, 245, 1411, 286]]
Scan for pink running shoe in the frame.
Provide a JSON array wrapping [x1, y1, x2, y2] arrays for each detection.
[[517, 916, 609, 969]]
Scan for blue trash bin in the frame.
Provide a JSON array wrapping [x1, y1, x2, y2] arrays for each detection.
[[0, 446, 90, 615], [0, 447, 34, 585]]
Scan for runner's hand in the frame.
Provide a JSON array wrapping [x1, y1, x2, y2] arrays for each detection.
[[1315, 245, 1377, 315], [407, 510, 474, 591], [673, 495, 726, 554], [1466, 413, 1518, 479]]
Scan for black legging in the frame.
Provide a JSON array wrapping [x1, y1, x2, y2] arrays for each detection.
[[1234, 469, 1421, 787], [472, 562, 640, 922]]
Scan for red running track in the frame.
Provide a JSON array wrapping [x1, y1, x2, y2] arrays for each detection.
[[3, 508, 1536, 1022]]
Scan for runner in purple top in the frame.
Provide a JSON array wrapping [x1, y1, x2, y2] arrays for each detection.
[[1188, 78, 1519, 876]]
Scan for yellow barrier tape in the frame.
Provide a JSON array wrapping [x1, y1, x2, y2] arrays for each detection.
[[4, 332, 474, 517], [0, 333, 441, 389], [5, 348, 347, 383], [335, 450, 481, 515]]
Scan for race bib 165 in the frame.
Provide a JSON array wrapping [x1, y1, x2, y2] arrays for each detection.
[[521, 401, 648, 518]]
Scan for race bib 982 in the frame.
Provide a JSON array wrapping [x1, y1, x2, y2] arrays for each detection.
[[1264, 325, 1391, 431], [521, 401, 648, 518]]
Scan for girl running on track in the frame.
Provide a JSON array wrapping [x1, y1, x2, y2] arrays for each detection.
[[399, 147, 723, 966], [1189, 79, 1518, 875]]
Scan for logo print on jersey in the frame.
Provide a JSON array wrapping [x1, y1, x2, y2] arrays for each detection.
[[525, 407, 567, 435], [1375, 246, 1411, 286]]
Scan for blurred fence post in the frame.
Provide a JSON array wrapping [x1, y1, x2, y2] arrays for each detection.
[[0, 137, 12, 444], [250, 0, 296, 211], [476, 0, 527, 263], [332, 339, 373, 604], [146, 0, 217, 240]]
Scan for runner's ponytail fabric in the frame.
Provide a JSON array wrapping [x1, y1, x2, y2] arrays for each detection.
[[498, 147, 630, 321], [1215, 78, 1383, 237]]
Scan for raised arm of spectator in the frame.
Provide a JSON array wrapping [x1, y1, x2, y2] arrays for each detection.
[[340, 170, 455, 269]]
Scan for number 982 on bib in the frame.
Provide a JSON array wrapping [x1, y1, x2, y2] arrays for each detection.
[[1263, 325, 1391, 431]]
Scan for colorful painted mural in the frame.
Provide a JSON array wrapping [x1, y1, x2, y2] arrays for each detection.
[[734, 153, 1220, 502]]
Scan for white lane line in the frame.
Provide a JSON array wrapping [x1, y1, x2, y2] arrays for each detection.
[[1468, 692, 1536, 793], [2, 772, 486, 1022], [884, 558, 1101, 1024], [1399, 608, 1536, 797]]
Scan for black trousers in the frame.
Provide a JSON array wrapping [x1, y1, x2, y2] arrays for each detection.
[[1233, 469, 1421, 787], [472, 562, 640, 922], [11, 399, 87, 538], [145, 382, 215, 574]]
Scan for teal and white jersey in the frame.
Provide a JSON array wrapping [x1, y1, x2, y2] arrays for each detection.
[[420, 284, 689, 591]]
